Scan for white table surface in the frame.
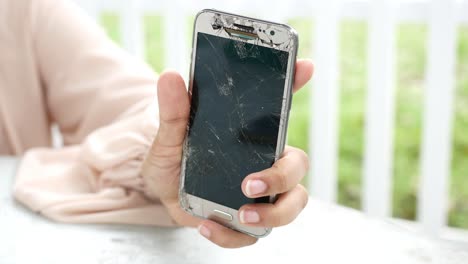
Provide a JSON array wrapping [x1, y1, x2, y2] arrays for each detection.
[[1, 157, 467, 264]]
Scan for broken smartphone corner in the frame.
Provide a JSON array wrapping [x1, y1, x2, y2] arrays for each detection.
[[179, 9, 298, 238]]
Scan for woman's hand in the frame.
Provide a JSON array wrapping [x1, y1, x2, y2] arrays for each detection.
[[141, 59, 314, 248]]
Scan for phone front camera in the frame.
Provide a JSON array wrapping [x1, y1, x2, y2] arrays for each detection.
[[270, 30, 275, 36]]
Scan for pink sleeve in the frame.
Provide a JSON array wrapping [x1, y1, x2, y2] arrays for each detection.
[[13, 0, 176, 226], [32, 0, 156, 144]]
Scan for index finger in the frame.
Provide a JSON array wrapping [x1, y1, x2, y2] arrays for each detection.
[[293, 59, 314, 93]]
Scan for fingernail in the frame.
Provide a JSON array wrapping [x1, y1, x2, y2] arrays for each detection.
[[240, 210, 260, 224], [246, 180, 267, 196], [198, 224, 211, 238]]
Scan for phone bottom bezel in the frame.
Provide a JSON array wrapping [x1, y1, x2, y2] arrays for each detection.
[[180, 193, 272, 238]]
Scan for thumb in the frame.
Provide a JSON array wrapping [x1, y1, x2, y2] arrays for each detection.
[[141, 70, 189, 201], [153, 70, 190, 149]]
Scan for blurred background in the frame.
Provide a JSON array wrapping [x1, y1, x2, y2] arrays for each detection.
[[73, 0, 467, 238]]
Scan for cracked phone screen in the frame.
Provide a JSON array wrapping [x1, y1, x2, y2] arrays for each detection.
[[184, 32, 289, 210]]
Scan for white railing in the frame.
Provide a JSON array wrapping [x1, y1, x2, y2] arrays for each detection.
[[74, 0, 468, 238]]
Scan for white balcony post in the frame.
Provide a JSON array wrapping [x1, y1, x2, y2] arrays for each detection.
[[362, 0, 397, 218], [418, 0, 458, 235], [75, 0, 100, 21], [309, 0, 341, 202], [120, 0, 145, 58], [163, 1, 189, 78]]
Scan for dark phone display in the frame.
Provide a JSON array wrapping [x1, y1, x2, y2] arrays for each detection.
[[184, 32, 289, 210]]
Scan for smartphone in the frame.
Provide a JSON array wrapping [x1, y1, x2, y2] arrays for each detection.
[[179, 9, 298, 238]]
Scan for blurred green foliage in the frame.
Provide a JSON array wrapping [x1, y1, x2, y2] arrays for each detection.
[[100, 13, 468, 228]]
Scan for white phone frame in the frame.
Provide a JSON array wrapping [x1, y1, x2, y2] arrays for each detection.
[[178, 9, 298, 238]]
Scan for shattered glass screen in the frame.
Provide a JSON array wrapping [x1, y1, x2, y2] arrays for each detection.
[[184, 32, 289, 210]]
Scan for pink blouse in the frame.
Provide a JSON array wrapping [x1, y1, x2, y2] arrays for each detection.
[[1, 0, 175, 226]]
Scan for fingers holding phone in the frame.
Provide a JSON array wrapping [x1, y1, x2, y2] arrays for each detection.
[[196, 147, 310, 247]]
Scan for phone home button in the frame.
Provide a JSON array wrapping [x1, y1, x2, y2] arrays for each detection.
[[212, 209, 233, 222]]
